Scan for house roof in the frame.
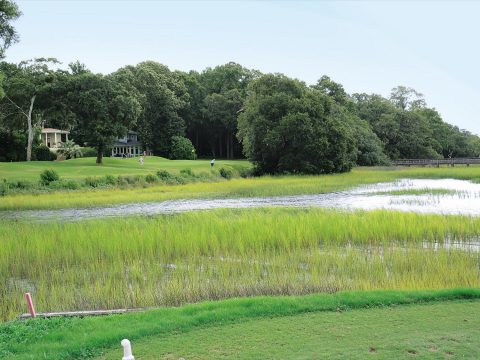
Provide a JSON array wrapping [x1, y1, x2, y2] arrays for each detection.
[[41, 128, 70, 134], [112, 140, 143, 147]]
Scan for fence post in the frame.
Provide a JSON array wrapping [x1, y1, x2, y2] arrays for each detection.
[[25, 292, 36, 318], [121, 339, 135, 360]]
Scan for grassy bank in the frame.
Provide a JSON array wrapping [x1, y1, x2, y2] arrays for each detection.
[[1, 289, 479, 359], [99, 299, 480, 360], [2, 166, 480, 210], [2, 208, 479, 321], [0, 157, 250, 181]]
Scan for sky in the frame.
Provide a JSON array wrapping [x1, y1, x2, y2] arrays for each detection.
[[5, 0, 480, 135]]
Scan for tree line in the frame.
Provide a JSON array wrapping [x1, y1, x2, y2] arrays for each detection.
[[1, 1, 479, 174]]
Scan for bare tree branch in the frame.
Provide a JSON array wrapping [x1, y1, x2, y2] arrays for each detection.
[[3, 95, 28, 117]]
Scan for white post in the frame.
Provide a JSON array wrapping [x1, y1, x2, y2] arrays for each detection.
[[121, 339, 135, 360]]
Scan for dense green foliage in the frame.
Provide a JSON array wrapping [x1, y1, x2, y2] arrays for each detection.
[[0, 289, 478, 359], [0, 58, 62, 161], [33, 144, 56, 161], [168, 135, 195, 160], [55, 139, 82, 159], [113, 61, 188, 156], [238, 74, 357, 174], [0, 0, 21, 60], [0, 128, 25, 161], [39, 169, 59, 184], [1, 56, 479, 172], [65, 72, 141, 164]]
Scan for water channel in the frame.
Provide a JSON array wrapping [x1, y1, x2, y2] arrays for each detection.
[[2, 178, 480, 222]]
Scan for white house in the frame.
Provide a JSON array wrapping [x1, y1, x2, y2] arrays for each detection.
[[111, 131, 151, 157], [40, 128, 70, 151]]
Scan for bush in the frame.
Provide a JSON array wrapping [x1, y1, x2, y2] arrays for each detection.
[[124, 175, 139, 185], [156, 170, 185, 185], [104, 174, 116, 185], [40, 169, 60, 185], [11, 180, 34, 190], [145, 174, 157, 183], [169, 136, 196, 160], [238, 167, 253, 178], [84, 177, 104, 188], [34, 145, 57, 161], [219, 167, 233, 179], [0, 181, 8, 196], [81, 147, 97, 158], [116, 176, 128, 187], [48, 180, 80, 190], [179, 168, 196, 178]]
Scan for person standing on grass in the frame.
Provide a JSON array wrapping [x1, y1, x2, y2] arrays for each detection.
[[139, 156, 144, 165], [211, 158, 215, 168]]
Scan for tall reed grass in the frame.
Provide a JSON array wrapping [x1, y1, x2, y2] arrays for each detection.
[[1, 208, 479, 321]]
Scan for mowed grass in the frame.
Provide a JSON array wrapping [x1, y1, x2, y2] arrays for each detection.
[[99, 300, 480, 360], [1, 289, 479, 360], [2, 208, 479, 321], [2, 165, 480, 210], [0, 156, 251, 181]]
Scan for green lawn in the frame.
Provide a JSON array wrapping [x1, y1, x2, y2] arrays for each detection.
[[99, 300, 480, 360], [1, 289, 479, 360], [0, 156, 250, 181]]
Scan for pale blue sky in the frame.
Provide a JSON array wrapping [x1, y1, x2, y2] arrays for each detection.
[[5, 0, 480, 134]]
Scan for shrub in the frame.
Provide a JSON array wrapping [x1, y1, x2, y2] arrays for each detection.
[[48, 180, 80, 190], [238, 167, 253, 178], [180, 168, 196, 178], [124, 175, 137, 185], [156, 170, 185, 185], [219, 167, 233, 179], [116, 176, 128, 187], [34, 145, 57, 161], [104, 175, 116, 185], [0, 181, 8, 196], [169, 136, 196, 160], [145, 174, 157, 183], [40, 169, 60, 185], [84, 177, 104, 188], [56, 140, 83, 160], [11, 180, 34, 190], [81, 147, 97, 158]]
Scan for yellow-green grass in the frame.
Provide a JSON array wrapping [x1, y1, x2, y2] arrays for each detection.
[[1, 289, 479, 359], [0, 156, 250, 181], [98, 300, 480, 360], [3, 166, 480, 211], [2, 208, 479, 321]]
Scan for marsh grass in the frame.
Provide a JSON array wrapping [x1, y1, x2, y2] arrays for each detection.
[[1, 208, 479, 321]]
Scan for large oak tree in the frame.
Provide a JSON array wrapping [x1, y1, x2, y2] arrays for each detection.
[[67, 73, 141, 164]]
